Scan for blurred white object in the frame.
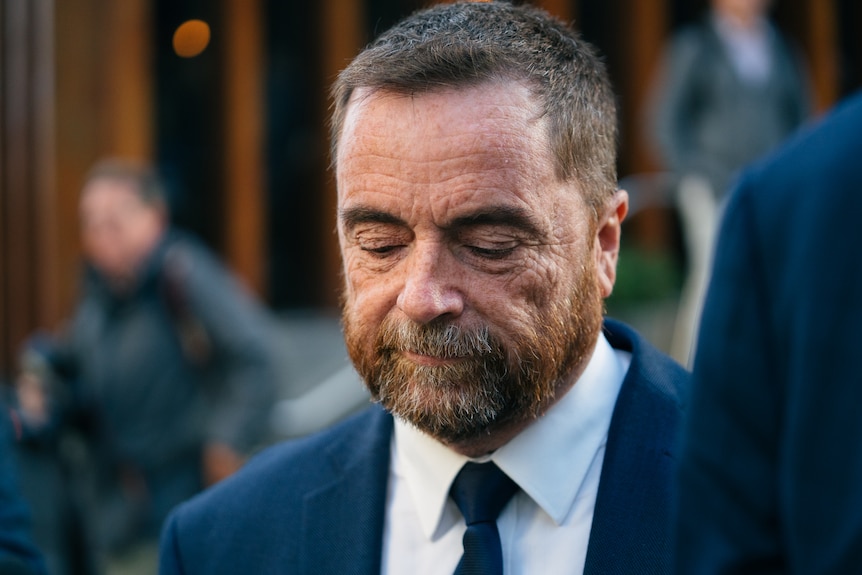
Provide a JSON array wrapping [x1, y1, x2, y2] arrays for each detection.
[[670, 174, 719, 367], [270, 364, 370, 438]]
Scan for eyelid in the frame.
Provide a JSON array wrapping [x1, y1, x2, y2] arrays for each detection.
[[467, 244, 517, 259], [362, 244, 404, 254], [350, 222, 410, 259]]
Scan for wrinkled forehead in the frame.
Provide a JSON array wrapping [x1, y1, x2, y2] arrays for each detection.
[[336, 81, 549, 169], [333, 80, 586, 239]]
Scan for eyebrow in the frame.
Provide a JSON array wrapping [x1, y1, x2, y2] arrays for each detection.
[[339, 206, 406, 233], [447, 206, 542, 237], [339, 204, 543, 237]]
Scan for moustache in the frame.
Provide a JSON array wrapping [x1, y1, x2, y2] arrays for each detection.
[[378, 320, 497, 360]]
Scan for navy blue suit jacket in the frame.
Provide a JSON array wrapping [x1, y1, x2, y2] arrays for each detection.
[[160, 320, 688, 574], [676, 92, 862, 573]]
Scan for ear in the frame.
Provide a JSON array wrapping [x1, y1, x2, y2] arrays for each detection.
[[594, 190, 628, 299]]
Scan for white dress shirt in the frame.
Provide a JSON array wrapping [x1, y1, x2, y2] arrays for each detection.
[[381, 333, 631, 575]]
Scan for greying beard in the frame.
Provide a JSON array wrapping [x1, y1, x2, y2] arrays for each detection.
[[342, 263, 603, 446], [371, 322, 525, 442]]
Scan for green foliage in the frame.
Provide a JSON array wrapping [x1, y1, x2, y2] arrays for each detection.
[[607, 246, 683, 309]]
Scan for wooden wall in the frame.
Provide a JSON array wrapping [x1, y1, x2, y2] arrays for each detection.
[[0, 0, 852, 375], [0, 0, 264, 374]]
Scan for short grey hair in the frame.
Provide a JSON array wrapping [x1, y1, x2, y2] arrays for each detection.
[[330, 1, 618, 211]]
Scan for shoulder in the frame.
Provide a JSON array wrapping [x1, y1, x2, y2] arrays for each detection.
[[667, 20, 717, 60], [742, 93, 862, 197], [728, 93, 862, 246], [583, 321, 689, 573], [671, 20, 711, 47], [766, 21, 804, 64], [159, 230, 267, 324], [175, 404, 391, 515], [603, 318, 689, 411], [161, 232, 231, 282], [601, 319, 690, 455], [163, 405, 392, 547]]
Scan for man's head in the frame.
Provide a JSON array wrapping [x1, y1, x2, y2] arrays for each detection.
[[711, 0, 772, 27], [333, 1, 627, 456], [331, 1, 618, 213], [79, 159, 167, 285]]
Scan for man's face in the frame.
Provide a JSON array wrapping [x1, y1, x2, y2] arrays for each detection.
[[713, 0, 771, 23], [337, 82, 626, 449], [80, 178, 165, 283]]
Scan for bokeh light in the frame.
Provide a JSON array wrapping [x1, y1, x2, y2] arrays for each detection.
[[173, 19, 211, 58]]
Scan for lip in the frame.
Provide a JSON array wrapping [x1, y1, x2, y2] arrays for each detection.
[[403, 350, 464, 367]]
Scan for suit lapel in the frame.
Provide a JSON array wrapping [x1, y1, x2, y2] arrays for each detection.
[[298, 406, 394, 575], [583, 320, 687, 574], [290, 324, 686, 574]]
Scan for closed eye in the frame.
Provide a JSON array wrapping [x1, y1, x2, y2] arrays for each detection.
[[361, 244, 405, 257], [468, 245, 517, 259]]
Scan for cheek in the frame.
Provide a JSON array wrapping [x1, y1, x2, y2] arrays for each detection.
[[503, 246, 574, 310], [456, 258, 555, 342], [342, 253, 401, 321]]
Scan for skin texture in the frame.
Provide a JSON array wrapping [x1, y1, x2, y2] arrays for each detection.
[[337, 81, 627, 457]]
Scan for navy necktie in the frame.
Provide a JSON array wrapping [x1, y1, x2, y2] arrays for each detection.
[[449, 461, 519, 575]]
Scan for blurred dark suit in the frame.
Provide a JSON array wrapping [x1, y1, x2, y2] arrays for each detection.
[[1, 409, 47, 575], [676, 92, 862, 573]]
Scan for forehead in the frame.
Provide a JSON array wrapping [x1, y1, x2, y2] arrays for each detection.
[[336, 81, 565, 221], [80, 178, 148, 214]]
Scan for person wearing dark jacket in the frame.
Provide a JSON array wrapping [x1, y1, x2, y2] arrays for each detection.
[[648, 0, 811, 365], [676, 92, 862, 573], [17, 159, 276, 574], [651, 0, 809, 202]]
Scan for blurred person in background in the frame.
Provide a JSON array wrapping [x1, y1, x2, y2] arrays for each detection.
[[1, 404, 47, 575], [15, 159, 276, 574], [648, 0, 810, 364]]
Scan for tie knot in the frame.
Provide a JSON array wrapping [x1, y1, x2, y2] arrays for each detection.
[[450, 462, 518, 525]]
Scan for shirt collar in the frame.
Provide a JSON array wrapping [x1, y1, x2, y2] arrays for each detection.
[[392, 332, 629, 539]]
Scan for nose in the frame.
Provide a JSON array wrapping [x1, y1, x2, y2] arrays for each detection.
[[396, 241, 465, 324]]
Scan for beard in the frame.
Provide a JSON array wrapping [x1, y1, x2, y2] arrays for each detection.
[[343, 264, 604, 446]]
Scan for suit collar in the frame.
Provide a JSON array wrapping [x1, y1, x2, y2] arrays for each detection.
[[292, 320, 687, 574], [298, 405, 394, 575], [583, 319, 688, 574]]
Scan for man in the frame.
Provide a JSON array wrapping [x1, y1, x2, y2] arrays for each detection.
[[0, 408, 47, 575], [649, 0, 809, 363], [675, 92, 862, 573], [17, 159, 276, 573], [651, 0, 808, 202], [159, 3, 688, 574]]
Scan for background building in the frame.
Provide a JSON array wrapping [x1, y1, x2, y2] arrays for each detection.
[[1, 0, 858, 376]]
